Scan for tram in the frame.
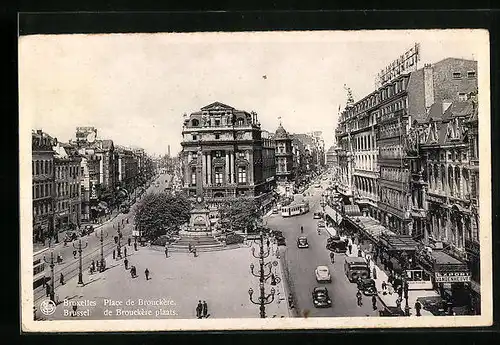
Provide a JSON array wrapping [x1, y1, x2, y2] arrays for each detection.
[[281, 202, 310, 217]]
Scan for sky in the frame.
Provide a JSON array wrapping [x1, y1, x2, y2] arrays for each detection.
[[19, 30, 487, 156]]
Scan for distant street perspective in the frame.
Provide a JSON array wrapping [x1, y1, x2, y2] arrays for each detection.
[[27, 32, 482, 322]]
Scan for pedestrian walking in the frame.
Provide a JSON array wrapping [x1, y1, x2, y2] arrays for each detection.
[[60, 273, 65, 285], [372, 266, 377, 280], [45, 283, 50, 297], [371, 295, 377, 310], [188, 243, 192, 253], [165, 246, 168, 258], [144, 268, 150, 280], [381, 281, 387, 294], [128, 237, 131, 246], [124, 247, 127, 258], [124, 258, 129, 270], [356, 290, 363, 307], [330, 251, 335, 264], [396, 297, 402, 309], [348, 243, 352, 255], [134, 242, 138, 251], [112, 250, 116, 259], [193, 247, 197, 257], [196, 301, 203, 319], [202, 301, 208, 318]]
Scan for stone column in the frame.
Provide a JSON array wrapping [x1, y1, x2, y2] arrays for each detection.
[[225, 151, 230, 184], [230, 152, 235, 184], [202, 152, 207, 186], [207, 152, 212, 185]]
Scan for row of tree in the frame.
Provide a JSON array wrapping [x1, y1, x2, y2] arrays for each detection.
[[134, 191, 262, 241]]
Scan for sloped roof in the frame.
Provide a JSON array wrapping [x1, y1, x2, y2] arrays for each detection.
[[443, 101, 474, 119]]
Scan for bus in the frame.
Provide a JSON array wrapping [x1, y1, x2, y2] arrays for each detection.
[[281, 202, 310, 217], [33, 258, 46, 289], [344, 257, 370, 282]]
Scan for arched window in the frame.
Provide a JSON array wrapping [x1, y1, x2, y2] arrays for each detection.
[[191, 119, 199, 127], [236, 117, 245, 126]]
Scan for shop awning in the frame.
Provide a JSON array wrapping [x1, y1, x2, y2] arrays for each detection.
[[344, 205, 362, 216], [349, 216, 396, 242], [324, 205, 343, 225], [379, 234, 419, 252], [417, 249, 470, 283]]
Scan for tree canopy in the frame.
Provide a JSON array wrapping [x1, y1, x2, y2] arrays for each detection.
[[134, 192, 191, 241], [219, 198, 261, 233]]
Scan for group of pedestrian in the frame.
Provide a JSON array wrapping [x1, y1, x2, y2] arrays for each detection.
[[195, 300, 209, 319]]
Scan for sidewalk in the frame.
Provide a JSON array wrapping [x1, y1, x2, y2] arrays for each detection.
[[35, 240, 289, 320], [347, 241, 437, 316]]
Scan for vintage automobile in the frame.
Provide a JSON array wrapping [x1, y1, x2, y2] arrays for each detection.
[[296, 236, 309, 249], [313, 212, 322, 219], [326, 236, 348, 253], [379, 306, 406, 317], [315, 265, 332, 283], [317, 220, 325, 228], [312, 287, 332, 308], [356, 278, 377, 296]]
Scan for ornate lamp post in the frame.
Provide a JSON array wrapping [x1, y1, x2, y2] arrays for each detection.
[[94, 229, 108, 272], [117, 223, 123, 258], [73, 239, 88, 286], [248, 230, 277, 318], [42, 251, 56, 302]]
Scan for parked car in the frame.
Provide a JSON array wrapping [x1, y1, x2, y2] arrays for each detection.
[[313, 212, 322, 219], [296, 236, 309, 249], [379, 306, 406, 317], [326, 236, 348, 253], [317, 220, 325, 228], [315, 265, 332, 283], [312, 287, 332, 308], [357, 278, 377, 296], [272, 207, 279, 214]]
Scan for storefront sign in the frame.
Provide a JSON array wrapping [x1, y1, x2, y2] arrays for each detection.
[[435, 271, 471, 283], [407, 280, 434, 290]]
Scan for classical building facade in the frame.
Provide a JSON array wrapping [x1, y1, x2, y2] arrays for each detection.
[[32, 130, 55, 243], [53, 142, 82, 231], [274, 124, 294, 197], [180, 102, 276, 213], [115, 146, 139, 198]]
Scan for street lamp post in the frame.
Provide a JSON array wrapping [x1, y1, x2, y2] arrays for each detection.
[[248, 231, 277, 318], [42, 251, 56, 302], [117, 223, 122, 259], [73, 239, 88, 286], [95, 229, 108, 272]]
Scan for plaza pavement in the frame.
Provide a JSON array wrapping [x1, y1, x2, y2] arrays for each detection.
[[35, 240, 289, 320]]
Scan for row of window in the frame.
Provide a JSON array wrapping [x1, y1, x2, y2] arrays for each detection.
[[190, 166, 248, 185], [428, 150, 468, 163], [428, 164, 471, 198], [55, 164, 80, 180], [355, 154, 377, 172], [342, 78, 408, 121], [33, 201, 51, 216], [379, 144, 404, 159], [33, 182, 81, 199], [354, 176, 377, 194], [380, 167, 409, 183], [33, 160, 53, 176], [353, 134, 376, 151], [379, 122, 402, 140], [452, 71, 476, 79], [379, 187, 405, 209]]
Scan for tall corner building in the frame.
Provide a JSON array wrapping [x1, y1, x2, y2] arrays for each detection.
[[180, 102, 276, 213]]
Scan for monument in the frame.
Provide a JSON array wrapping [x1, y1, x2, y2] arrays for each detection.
[[183, 147, 211, 234]]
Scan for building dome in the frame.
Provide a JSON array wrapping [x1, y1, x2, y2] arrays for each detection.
[[275, 123, 290, 139]]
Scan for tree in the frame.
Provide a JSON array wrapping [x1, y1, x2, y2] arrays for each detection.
[[219, 199, 261, 233], [134, 192, 191, 241]]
